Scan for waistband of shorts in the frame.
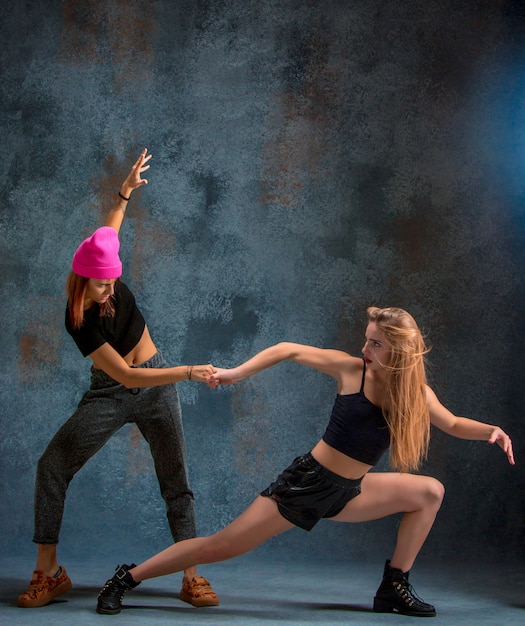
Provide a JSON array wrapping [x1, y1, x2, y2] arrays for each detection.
[[302, 452, 363, 488]]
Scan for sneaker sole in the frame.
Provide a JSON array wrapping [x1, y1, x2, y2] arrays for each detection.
[[17, 578, 72, 608], [180, 591, 219, 607]]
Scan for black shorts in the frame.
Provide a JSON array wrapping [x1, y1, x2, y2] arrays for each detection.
[[261, 452, 363, 531]]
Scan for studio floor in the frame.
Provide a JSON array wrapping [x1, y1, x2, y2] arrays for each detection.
[[0, 555, 523, 626]]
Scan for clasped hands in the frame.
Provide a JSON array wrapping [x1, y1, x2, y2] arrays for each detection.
[[190, 365, 236, 388]]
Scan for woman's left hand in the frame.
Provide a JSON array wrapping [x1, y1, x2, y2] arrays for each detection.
[[120, 148, 152, 196], [207, 367, 241, 388], [489, 427, 515, 465]]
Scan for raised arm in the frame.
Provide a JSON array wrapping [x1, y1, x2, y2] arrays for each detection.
[[104, 148, 152, 234], [427, 385, 515, 465], [208, 342, 357, 388], [90, 342, 215, 389]]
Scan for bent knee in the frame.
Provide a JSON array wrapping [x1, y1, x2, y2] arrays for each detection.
[[424, 477, 445, 508]]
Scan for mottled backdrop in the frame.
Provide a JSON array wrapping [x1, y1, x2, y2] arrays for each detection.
[[1, 0, 524, 567]]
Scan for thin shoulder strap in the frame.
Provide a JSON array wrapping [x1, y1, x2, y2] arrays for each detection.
[[360, 358, 366, 392]]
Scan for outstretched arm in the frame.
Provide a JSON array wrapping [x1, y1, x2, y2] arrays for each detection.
[[105, 148, 152, 234], [427, 386, 515, 465], [90, 342, 215, 389], [208, 342, 356, 388]]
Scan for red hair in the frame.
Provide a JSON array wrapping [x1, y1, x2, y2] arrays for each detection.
[[66, 272, 117, 329]]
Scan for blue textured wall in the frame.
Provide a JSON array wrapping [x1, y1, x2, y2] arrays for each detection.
[[1, 0, 524, 566]]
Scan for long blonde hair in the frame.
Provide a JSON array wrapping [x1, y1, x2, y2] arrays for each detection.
[[367, 306, 431, 473]]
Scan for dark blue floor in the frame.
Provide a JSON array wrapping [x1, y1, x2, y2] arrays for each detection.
[[1, 555, 524, 625]]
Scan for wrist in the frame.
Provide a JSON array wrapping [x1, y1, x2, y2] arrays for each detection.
[[230, 366, 244, 382], [119, 185, 133, 200]]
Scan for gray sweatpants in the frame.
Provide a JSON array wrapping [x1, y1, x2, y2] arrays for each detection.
[[33, 352, 196, 545]]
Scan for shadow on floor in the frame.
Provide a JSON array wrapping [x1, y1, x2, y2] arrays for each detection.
[[1, 556, 523, 625]]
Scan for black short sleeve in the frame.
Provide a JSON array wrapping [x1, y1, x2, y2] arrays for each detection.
[[65, 281, 146, 358]]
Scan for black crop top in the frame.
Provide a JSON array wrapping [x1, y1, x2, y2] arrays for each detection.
[[321, 359, 390, 466], [65, 281, 146, 358]]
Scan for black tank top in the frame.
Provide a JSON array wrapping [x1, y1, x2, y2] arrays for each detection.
[[321, 359, 390, 466]]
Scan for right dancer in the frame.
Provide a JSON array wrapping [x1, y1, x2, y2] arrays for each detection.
[[96, 306, 514, 617]]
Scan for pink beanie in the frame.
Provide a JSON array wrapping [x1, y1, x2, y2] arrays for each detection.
[[71, 227, 122, 279]]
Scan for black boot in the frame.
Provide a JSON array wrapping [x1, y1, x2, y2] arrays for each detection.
[[96, 564, 140, 615], [373, 560, 436, 617]]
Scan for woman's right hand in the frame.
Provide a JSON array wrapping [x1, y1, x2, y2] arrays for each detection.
[[207, 367, 241, 388], [189, 364, 217, 384]]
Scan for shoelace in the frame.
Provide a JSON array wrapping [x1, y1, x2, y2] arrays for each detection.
[[194, 585, 214, 597], [395, 581, 429, 607], [24, 576, 47, 598], [186, 577, 215, 597], [98, 580, 127, 601]]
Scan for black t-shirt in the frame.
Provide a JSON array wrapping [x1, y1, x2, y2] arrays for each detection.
[[65, 281, 146, 358]]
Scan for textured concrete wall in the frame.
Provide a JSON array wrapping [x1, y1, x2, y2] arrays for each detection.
[[1, 0, 524, 566]]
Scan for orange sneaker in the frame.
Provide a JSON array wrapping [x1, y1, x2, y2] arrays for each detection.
[[17, 567, 72, 608], [180, 576, 219, 607]]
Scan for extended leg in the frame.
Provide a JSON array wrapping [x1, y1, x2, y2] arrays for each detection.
[[97, 496, 294, 614]]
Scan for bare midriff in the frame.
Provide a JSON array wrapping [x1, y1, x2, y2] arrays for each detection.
[[310, 439, 373, 480], [123, 326, 157, 367]]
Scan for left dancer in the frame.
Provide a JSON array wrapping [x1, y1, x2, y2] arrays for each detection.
[[95, 305, 514, 617], [17, 148, 219, 609]]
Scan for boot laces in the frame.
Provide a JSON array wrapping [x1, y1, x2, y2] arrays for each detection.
[[395, 580, 426, 608], [98, 579, 128, 602]]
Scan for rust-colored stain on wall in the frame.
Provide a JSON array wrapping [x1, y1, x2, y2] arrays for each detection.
[[260, 34, 342, 208], [18, 297, 62, 383], [129, 224, 178, 288], [60, 0, 156, 88], [91, 152, 150, 225]]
